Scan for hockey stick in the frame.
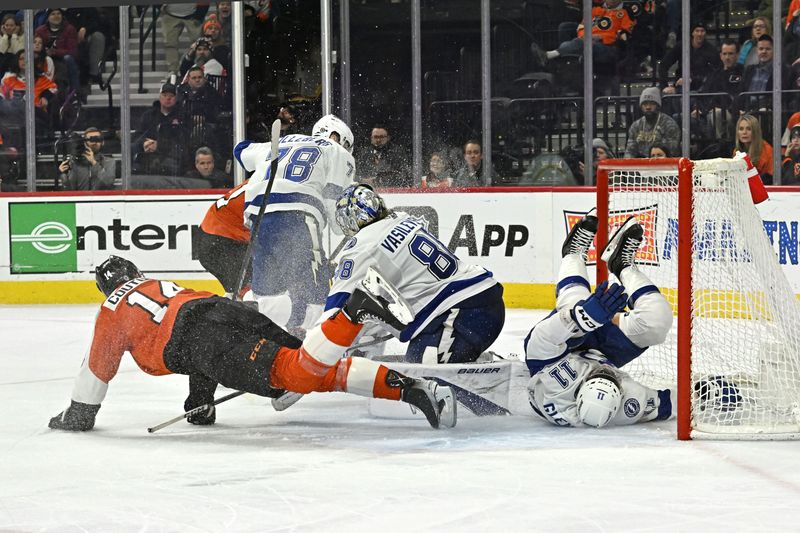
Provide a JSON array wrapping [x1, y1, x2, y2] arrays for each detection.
[[147, 390, 245, 433], [344, 333, 394, 356], [233, 119, 283, 301]]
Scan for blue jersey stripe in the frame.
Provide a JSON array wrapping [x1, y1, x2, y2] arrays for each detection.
[[399, 272, 494, 342], [628, 284, 659, 308], [556, 275, 590, 296], [325, 291, 350, 311], [233, 140, 253, 170]]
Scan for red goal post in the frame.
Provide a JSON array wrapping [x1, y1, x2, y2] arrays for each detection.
[[597, 157, 800, 440]]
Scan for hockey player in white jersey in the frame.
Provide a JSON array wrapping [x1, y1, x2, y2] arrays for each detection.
[[525, 211, 676, 427], [235, 114, 356, 333], [325, 184, 505, 363]]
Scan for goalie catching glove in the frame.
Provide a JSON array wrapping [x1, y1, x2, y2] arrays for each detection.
[[49, 400, 101, 431], [571, 281, 628, 332]]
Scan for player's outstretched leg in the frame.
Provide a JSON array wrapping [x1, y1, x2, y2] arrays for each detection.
[[562, 208, 598, 260], [601, 216, 644, 279], [556, 209, 598, 311]]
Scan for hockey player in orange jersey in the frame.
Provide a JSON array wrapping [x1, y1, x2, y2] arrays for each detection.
[[196, 180, 251, 297], [48, 256, 456, 431]]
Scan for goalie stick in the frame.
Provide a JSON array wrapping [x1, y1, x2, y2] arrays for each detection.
[[147, 390, 245, 433], [233, 119, 282, 301]]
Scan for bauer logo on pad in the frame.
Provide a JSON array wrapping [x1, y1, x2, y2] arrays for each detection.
[[9, 202, 78, 274], [564, 206, 659, 265]]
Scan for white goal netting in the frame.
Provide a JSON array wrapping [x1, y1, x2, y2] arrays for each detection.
[[603, 158, 800, 439]]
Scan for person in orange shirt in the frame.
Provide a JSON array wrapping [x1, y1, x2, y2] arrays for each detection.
[[48, 256, 456, 432], [197, 181, 251, 297], [734, 114, 774, 184], [0, 50, 58, 108], [530, 0, 635, 69]]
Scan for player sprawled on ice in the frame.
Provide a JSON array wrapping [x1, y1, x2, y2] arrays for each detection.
[[327, 184, 505, 364], [48, 256, 456, 432], [525, 211, 676, 428], [236, 114, 356, 335]]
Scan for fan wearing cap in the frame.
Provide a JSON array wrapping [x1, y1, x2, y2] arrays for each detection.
[[179, 37, 227, 80], [132, 82, 189, 176], [200, 15, 230, 70], [658, 22, 720, 94], [623, 87, 681, 158]]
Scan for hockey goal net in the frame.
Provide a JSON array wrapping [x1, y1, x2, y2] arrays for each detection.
[[597, 157, 800, 440]]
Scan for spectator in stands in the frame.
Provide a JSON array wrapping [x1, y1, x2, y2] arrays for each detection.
[[452, 139, 497, 188], [178, 66, 222, 154], [419, 151, 453, 188], [0, 14, 23, 76], [0, 50, 58, 109], [785, 1, 800, 65], [781, 124, 800, 184], [201, 16, 230, 71], [133, 83, 189, 177], [741, 35, 793, 112], [530, 0, 635, 71], [64, 8, 109, 88], [739, 17, 770, 68], [623, 87, 681, 159], [186, 146, 231, 188], [780, 112, 800, 153], [356, 124, 411, 187], [649, 144, 670, 158], [735, 114, 773, 183], [58, 127, 116, 190], [179, 38, 226, 80], [160, 3, 209, 77], [34, 8, 79, 93], [215, 1, 232, 46], [576, 138, 614, 184], [658, 22, 720, 94], [694, 39, 744, 139], [33, 35, 55, 80]]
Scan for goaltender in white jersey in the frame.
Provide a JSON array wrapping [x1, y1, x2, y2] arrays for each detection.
[[235, 115, 356, 332], [324, 184, 506, 364], [525, 211, 676, 428]]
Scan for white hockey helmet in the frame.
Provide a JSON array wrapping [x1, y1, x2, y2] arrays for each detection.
[[312, 114, 354, 153], [335, 184, 388, 236], [576, 370, 622, 428]]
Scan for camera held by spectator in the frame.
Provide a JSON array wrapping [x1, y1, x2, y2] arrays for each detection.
[[58, 127, 116, 190]]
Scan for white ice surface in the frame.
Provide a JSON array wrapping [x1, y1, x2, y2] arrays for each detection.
[[2, 306, 800, 532]]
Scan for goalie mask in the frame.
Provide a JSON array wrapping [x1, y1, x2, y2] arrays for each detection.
[[312, 114, 354, 153], [335, 184, 389, 236], [95, 255, 142, 297], [576, 370, 622, 428]]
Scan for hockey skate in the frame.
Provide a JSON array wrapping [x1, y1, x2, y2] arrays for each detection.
[[387, 370, 457, 428], [271, 391, 304, 412], [600, 216, 644, 278], [342, 266, 414, 330], [562, 208, 598, 260]]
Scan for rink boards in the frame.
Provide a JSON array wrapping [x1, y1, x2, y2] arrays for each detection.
[[2, 187, 800, 305]]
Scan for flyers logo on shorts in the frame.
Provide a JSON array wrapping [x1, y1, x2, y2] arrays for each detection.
[[564, 205, 659, 265]]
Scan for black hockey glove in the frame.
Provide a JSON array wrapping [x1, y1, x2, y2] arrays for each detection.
[[571, 281, 628, 333], [184, 374, 218, 425], [49, 400, 101, 431]]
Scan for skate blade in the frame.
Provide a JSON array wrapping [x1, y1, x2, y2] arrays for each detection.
[[362, 266, 414, 325], [271, 392, 304, 411], [600, 216, 638, 262]]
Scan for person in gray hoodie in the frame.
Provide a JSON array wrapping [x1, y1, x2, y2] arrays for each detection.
[[624, 87, 681, 159]]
